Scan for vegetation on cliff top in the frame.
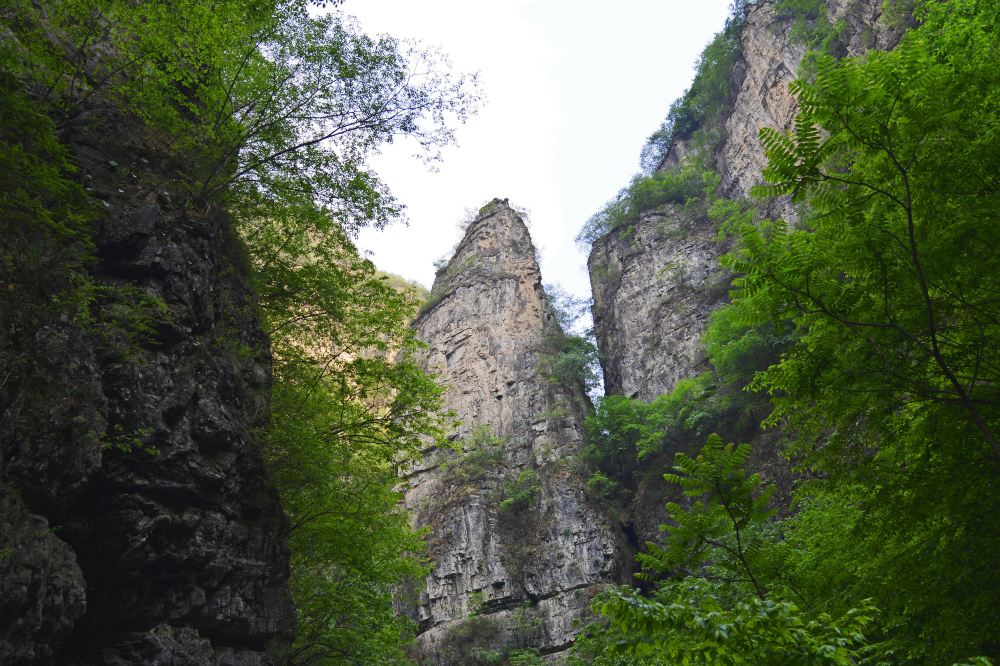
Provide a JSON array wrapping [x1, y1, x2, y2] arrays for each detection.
[[639, 1, 749, 176], [576, 0, 745, 247]]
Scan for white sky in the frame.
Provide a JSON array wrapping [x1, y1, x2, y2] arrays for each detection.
[[350, 0, 733, 297]]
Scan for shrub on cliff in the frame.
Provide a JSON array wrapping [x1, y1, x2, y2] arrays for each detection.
[[638, 2, 747, 175]]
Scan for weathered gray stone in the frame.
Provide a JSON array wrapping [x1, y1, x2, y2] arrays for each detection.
[[592, 0, 908, 409], [405, 200, 629, 662], [589, 204, 729, 402], [0, 492, 87, 664], [588, 0, 908, 549], [720, 0, 907, 208]]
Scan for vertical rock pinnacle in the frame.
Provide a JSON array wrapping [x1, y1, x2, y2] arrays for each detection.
[[404, 199, 627, 662]]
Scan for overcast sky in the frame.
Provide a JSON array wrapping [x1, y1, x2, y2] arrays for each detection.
[[349, 0, 733, 297]]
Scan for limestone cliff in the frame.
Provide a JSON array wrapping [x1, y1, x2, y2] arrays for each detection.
[[404, 200, 628, 662], [588, 0, 910, 544], [0, 93, 292, 663], [721, 0, 908, 204], [590, 203, 729, 402], [592, 0, 907, 403]]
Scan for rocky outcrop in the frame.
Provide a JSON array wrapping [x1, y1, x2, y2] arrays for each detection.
[[720, 0, 908, 205], [589, 204, 730, 401], [587, 203, 734, 547], [592, 0, 909, 403], [0, 108, 293, 661], [404, 200, 628, 662], [588, 0, 911, 548], [0, 494, 87, 663]]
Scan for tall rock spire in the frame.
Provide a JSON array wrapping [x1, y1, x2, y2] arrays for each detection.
[[403, 199, 628, 662]]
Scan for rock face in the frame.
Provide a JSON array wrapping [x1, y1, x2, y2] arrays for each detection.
[[405, 200, 628, 662], [587, 203, 734, 547], [589, 204, 730, 402], [592, 0, 908, 403], [587, 0, 910, 546], [720, 0, 908, 205], [0, 108, 293, 661]]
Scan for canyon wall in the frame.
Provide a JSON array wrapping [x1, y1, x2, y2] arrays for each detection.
[[721, 0, 908, 202], [592, 0, 908, 404], [400, 5, 916, 661], [0, 98, 293, 664], [588, 0, 909, 546]]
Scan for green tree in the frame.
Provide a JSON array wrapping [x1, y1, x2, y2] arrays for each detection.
[[539, 284, 601, 393], [238, 122, 454, 665], [639, 2, 746, 174], [0, 67, 96, 333], [581, 303, 784, 510], [718, 0, 1000, 659], [640, 436, 775, 598], [575, 4, 1000, 663], [3, 0, 477, 661], [738, 5, 1000, 460], [571, 438, 876, 666], [7, 0, 478, 239]]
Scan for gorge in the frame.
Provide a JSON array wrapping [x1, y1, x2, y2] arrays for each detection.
[[2, 0, 999, 664]]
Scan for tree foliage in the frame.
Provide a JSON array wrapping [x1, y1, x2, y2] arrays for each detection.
[[774, 0, 846, 52], [736, 1, 1000, 461], [538, 284, 602, 394], [639, 3, 747, 174], [719, 3, 1000, 654], [574, 579, 876, 666], [578, 1, 748, 247], [577, 164, 710, 245], [572, 438, 876, 666], [498, 468, 541, 513], [6, 0, 478, 227], [640, 436, 775, 597], [251, 206, 450, 663], [0, 65, 96, 334], [582, 304, 784, 508]]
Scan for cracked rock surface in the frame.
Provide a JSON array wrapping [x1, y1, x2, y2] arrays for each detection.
[[0, 107, 293, 664], [404, 201, 629, 663], [588, 0, 908, 551]]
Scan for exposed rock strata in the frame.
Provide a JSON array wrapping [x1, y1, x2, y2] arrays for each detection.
[[587, 205, 734, 547], [720, 0, 908, 204], [405, 201, 628, 662], [593, 0, 908, 404], [589, 204, 729, 402], [0, 112, 293, 662]]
